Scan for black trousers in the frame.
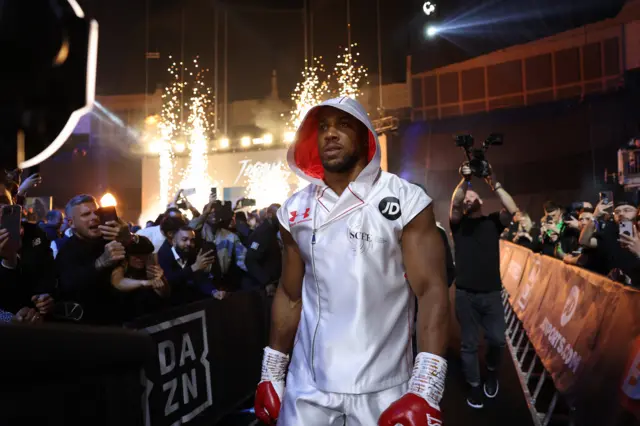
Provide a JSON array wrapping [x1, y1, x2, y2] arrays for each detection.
[[455, 288, 506, 386]]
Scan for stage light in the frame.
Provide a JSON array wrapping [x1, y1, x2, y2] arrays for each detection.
[[284, 131, 295, 144], [100, 193, 117, 207], [174, 143, 186, 153], [145, 115, 159, 126], [263, 133, 273, 145], [426, 25, 439, 38], [241, 136, 251, 147], [219, 138, 229, 149], [423, 1, 436, 16]]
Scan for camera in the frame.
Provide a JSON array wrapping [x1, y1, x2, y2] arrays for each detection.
[[455, 133, 503, 178]]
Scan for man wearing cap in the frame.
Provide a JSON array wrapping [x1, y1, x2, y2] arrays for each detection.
[[254, 96, 450, 426]]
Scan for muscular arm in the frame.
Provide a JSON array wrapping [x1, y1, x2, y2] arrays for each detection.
[[403, 206, 449, 356], [579, 221, 598, 248], [449, 179, 469, 225], [269, 225, 304, 354], [110, 266, 148, 292]]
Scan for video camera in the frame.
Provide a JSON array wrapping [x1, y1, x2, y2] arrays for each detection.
[[455, 133, 503, 178]]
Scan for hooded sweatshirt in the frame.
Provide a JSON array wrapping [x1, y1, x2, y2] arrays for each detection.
[[277, 96, 432, 394]]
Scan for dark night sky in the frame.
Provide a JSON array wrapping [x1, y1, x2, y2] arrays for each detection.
[[78, 0, 625, 102]]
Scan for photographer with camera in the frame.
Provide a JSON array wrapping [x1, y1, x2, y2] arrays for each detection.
[[450, 158, 518, 409]]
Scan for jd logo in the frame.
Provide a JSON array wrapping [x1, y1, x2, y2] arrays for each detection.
[[142, 310, 212, 426], [517, 259, 540, 311], [378, 197, 401, 221], [560, 286, 580, 327]]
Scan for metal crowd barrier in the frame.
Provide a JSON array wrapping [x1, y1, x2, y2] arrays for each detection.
[[502, 289, 574, 426]]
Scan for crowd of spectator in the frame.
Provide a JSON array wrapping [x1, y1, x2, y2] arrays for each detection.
[[0, 170, 284, 326], [502, 195, 640, 287]]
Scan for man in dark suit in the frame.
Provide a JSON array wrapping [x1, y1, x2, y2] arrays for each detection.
[[158, 226, 217, 304], [242, 204, 282, 293]]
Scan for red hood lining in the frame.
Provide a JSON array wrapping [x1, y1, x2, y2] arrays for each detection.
[[293, 113, 376, 181]]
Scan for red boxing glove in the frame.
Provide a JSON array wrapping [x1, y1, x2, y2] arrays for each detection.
[[378, 393, 442, 426], [254, 347, 288, 425], [379, 352, 447, 426], [255, 381, 282, 425]]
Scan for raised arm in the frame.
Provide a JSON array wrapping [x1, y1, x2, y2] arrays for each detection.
[[450, 165, 472, 225]]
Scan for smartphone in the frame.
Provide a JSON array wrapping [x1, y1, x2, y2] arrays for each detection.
[[599, 191, 613, 205], [96, 206, 118, 224], [1, 205, 22, 248], [182, 188, 196, 197], [146, 252, 158, 266], [620, 220, 635, 237], [210, 188, 217, 200], [202, 241, 217, 255]]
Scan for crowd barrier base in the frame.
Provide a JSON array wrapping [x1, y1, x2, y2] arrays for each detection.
[[503, 289, 572, 426]]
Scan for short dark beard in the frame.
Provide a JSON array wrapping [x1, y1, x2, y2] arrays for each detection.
[[322, 151, 359, 173]]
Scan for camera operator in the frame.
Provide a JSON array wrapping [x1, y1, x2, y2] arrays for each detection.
[[449, 163, 518, 409]]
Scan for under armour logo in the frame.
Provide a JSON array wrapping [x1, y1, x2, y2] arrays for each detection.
[[427, 414, 442, 426], [289, 208, 311, 223]]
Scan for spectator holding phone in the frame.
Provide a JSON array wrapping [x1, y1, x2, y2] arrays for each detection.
[[579, 197, 640, 286], [56, 194, 134, 325], [111, 235, 170, 321], [0, 183, 56, 320]]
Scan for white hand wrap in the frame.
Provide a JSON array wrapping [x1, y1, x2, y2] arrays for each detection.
[[260, 347, 289, 399], [408, 352, 447, 410]]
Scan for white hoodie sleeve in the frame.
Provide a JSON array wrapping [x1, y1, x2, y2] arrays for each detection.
[[401, 184, 433, 228]]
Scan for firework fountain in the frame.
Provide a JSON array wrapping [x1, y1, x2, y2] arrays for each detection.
[[152, 56, 216, 213]]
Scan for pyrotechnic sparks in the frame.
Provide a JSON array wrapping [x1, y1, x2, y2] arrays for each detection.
[[333, 43, 369, 99], [153, 56, 215, 211], [244, 161, 292, 208], [286, 58, 330, 132]]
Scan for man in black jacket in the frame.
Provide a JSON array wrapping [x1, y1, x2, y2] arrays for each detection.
[[242, 204, 281, 292], [56, 194, 131, 325], [0, 185, 56, 318]]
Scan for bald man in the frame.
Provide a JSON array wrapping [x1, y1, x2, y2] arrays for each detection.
[[449, 163, 518, 409]]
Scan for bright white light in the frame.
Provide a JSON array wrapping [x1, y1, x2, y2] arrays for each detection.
[[100, 193, 117, 207], [252, 138, 264, 145], [426, 25, 439, 38], [241, 136, 251, 147], [244, 161, 292, 208], [423, 1, 436, 16], [284, 131, 296, 143], [149, 140, 168, 153], [263, 133, 273, 145], [174, 142, 186, 153], [219, 138, 230, 149]]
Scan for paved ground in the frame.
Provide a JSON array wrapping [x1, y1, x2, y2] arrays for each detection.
[[218, 346, 535, 426]]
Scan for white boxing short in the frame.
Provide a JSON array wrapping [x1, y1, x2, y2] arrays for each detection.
[[278, 367, 408, 426]]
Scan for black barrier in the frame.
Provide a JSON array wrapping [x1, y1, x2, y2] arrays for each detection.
[[0, 323, 153, 426], [125, 290, 268, 426]]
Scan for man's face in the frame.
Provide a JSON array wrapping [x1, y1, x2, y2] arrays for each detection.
[[172, 229, 195, 255], [463, 190, 482, 213], [316, 107, 366, 173], [544, 208, 562, 223], [70, 201, 101, 240], [579, 212, 594, 229], [129, 254, 147, 270], [614, 204, 637, 223]]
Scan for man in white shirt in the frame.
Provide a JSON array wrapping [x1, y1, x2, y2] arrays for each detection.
[[254, 97, 450, 426], [137, 207, 184, 253]]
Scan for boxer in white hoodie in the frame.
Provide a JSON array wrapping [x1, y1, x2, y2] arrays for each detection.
[[254, 96, 449, 426]]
